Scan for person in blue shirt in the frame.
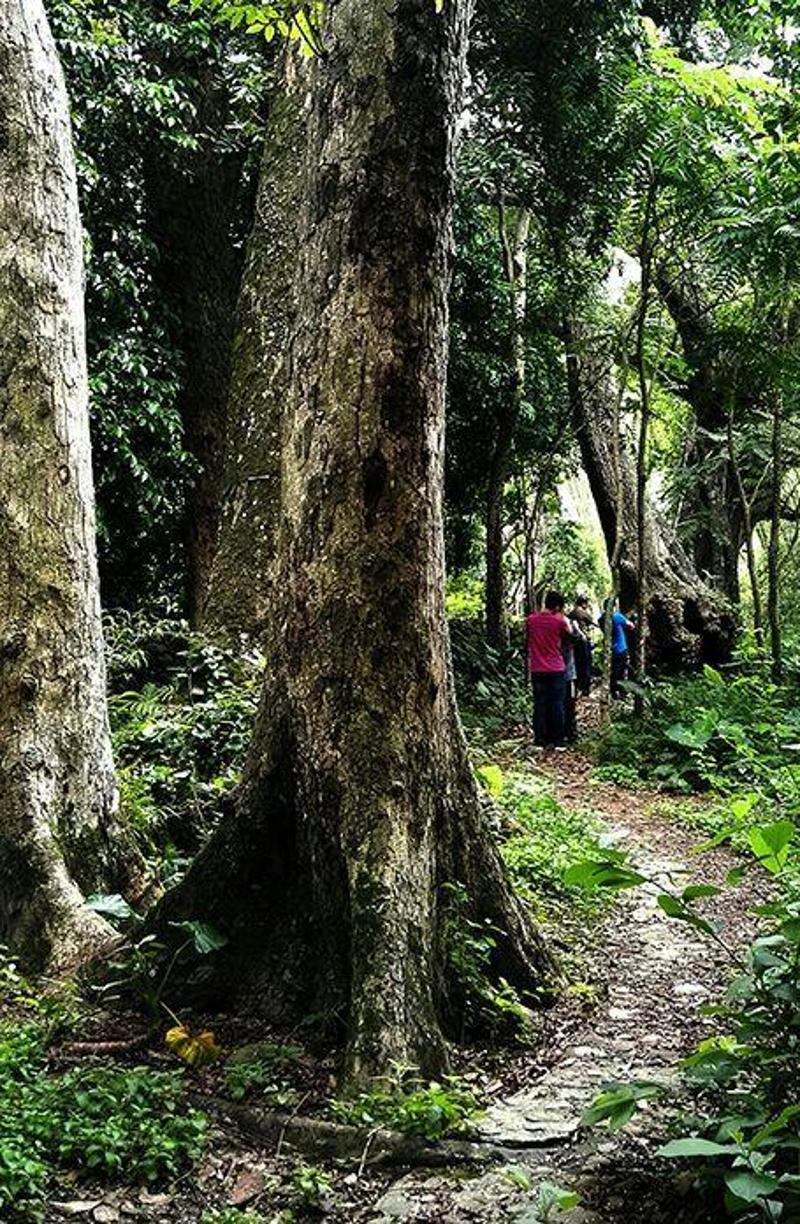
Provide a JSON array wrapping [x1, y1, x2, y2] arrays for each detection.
[[610, 604, 635, 698]]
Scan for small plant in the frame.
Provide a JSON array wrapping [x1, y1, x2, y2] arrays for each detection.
[[290, 1161, 332, 1210], [332, 1067, 479, 1140], [534, 1182, 581, 1220], [223, 1057, 298, 1106], [104, 610, 262, 881]]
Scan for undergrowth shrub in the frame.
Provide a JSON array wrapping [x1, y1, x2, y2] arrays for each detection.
[[450, 617, 529, 730], [595, 664, 800, 799], [105, 610, 261, 876], [0, 1022, 206, 1221], [331, 1070, 479, 1139], [497, 773, 607, 918]]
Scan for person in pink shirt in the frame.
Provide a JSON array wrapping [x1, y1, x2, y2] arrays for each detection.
[[526, 590, 572, 750]]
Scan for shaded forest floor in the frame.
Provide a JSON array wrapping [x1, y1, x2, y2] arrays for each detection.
[[37, 720, 764, 1224]]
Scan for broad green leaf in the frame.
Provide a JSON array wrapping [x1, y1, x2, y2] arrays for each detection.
[[750, 1104, 800, 1148], [658, 1137, 742, 1158], [582, 1082, 663, 1130], [656, 894, 717, 936], [682, 884, 722, 901], [85, 893, 137, 921], [747, 820, 794, 874], [665, 722, 713, 749], [171, 919, 228, 955], [563, 859, 646, 891], [724, 1169, 780, 1203]]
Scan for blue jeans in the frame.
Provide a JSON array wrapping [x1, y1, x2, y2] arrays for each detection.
[[531, 671, 566, 747]]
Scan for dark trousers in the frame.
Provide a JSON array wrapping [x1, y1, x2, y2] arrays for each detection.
[[575, 638, 592, 696], [531, 671, 567, 747], [611, 651, 629, 699], [565, 680, 578, 742]]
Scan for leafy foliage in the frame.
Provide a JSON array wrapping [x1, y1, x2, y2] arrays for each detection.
[[50, 0, 268, 608], [331, 1071, 479, 1141], [106, 611, 261, 877], [223, 1042, 303, 1105], [0, 1023, 206, 1221], [450, 617, 530, 730], [595, 664, 800, 796]]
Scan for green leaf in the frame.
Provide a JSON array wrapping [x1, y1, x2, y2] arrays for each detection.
[[656, 894, 717, 936], [681, 884, 722, 901], [724, 1170, 780, 1203], [665, 722, 713, 749], [747, 820, 794, 874], [476, 763, 504, 797], [563, 859, 646, 891], [582, 1082, 663, 1130], [750, 1104, 800, 1148], [170, 920, 227, 955], [536, 1182, 580, 1214], [85, 893, 137, 921], [657, 1137, 741, 1158]]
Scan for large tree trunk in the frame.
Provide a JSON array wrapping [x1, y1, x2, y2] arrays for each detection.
[[153, 0, 552, 1089], [565, 317, 735, 668], [0, 0, 128, 972], [201, 54, 307, 639]]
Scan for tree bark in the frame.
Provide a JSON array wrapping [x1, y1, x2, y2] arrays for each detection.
[[565, 316, 736, 669], [727, 408, 763, 645], [201, 53, 308, 639], [0, 0, 129, 972], [485, 202, 530, 647], [152, 0, 552, 1089], [654, 264, 742, 601]]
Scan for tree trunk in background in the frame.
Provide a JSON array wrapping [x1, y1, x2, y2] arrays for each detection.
[[152, 0, 553, 1089], [655, 265, 742, 601], [0, 0, 129, 972], [727, 408, 763, 645], [565, 317, 735, 669], [632, 177, 657, 694], [768, 393, 784, 681], [485, 204, 530, 646], [201, 53, 307, 639], [144, 75, 257, 626]]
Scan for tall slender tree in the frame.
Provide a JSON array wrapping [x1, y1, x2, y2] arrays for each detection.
[[485, 200, 530, 644], [0, 0, 130, 970], [154, 0, 551, 1089]]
